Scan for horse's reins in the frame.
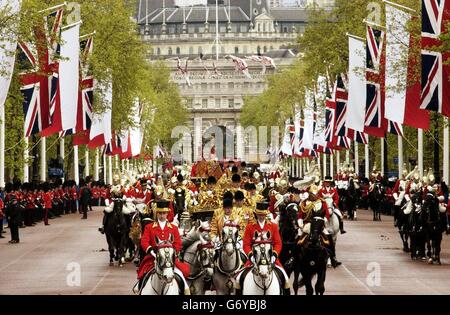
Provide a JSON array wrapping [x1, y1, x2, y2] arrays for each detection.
[[252, 243, 275, 295]]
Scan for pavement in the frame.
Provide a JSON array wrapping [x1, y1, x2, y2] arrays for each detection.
[[0, 208, 449, 295]]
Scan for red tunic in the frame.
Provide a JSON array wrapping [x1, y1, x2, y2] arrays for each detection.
[[319, 187, 339, 207], [43, 192, 53, 209], [242, 221, 283, 267], [137, 221, 190, 280]]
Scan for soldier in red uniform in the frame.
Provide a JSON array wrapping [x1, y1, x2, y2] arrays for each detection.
[[42, 184, 53, 226], [237, 201, 290, 294], [136, 200, 190, 291]]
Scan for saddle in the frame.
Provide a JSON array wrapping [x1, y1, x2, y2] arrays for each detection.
[[297, 233, 329, 248]]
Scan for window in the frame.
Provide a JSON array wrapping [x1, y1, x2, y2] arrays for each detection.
[[270, 46, 274, 51], [198, 46, 203, 54], [243, 46, 248, 54], [157, 47, 161, 55], [215, 98, 221, 108], [264, 46, 267, 53], [189, 46, 194, 55], [215, 82, 221, 90], [235, 47, 239, 55], [201, 83, 208, 90], [228, 99, 234, 109], [257, 46, 261, 54], [283, 27, 288, 33], [176, 47, 181, 55], [168, 47, 173, 55], [202, 99, 208, 109], [263, 23, 266, 32]]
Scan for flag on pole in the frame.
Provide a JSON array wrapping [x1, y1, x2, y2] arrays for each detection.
[[19, 6, 64, 137], [280, 119, 294, 156], [226, 55, 252, 79], [365, 24, 388, 137], [88, 79, 112, 149], [420, 0, 450, 117], [176, 58, 191, 86], [246, 55, 276, 74], [0, 0, 21, 110], [385, 2, 429, 129], [42, 22, 80, 137], [346, 35, 367, 133]]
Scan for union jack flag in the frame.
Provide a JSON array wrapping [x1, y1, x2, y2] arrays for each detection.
[[387, 120, 404, 136], [420, 0, 450, 117], [365, 25, 388, 138], [19, 8, 64, 138], [226, 55, 252, 79], [334, 74, 368, 144]]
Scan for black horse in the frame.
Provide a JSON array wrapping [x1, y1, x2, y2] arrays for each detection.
[[173, 188, 186, 219], [278, 203, 299, 275], [104, 199, 129, 267], [394, 195, 411, 253], [408, 194, 428, 261], [422, 193, 446, 264], [292, 217, 329, 295], [369, 182, 383, 221]]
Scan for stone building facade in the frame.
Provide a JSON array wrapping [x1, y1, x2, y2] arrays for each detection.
[[136, 0, 319, 162]]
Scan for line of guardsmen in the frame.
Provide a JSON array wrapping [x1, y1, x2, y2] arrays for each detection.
[[0, 179, 112, 244]]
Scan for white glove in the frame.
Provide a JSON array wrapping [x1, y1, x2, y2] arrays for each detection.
[[271, 256, 276, 264]]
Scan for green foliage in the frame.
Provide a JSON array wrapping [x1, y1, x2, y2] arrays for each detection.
[[1, 0, 187, 180]]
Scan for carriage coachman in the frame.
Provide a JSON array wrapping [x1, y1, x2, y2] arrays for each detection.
[[237, 201, 291, 294], [137, 200, 190, 292]]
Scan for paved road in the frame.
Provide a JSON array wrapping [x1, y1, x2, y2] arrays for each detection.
[[0, 208, 449, 295]]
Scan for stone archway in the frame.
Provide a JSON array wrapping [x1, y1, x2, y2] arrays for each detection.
[[203, 125, 235, 161]]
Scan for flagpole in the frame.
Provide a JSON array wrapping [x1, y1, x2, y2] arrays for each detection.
[[398, 135, 403, 179], [74, 145, 79, 185], [418, 129, 423, 178], [24, 137, 29, 182], [354, 141, 359, 176], [85, 149, 89, 179], [80, 31, 96, 40], [215, 0, 219, 61], [362, 19, 386, 30], [103, 147, 107, 183], [108, 156, 113, 185], [365, 144, 370, 178], [59, 138, 65, 182], [382, 0, 417, 13], [345, 150, 350, 165], [381, 138, 385, 175], [336, 151, 340, 175], [38, 2, 67, 13], [40, 137, 46, 182], [94, 148, 99, 181], [0, 105, 5, 188], [444, 119, 449, 184], [323, 154, 327, 178], [330, 154, 334, 178]]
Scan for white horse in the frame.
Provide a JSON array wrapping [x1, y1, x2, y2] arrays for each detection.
[[239, 232, 284, 295], [182, 222, 215, 295], [212, 223, 243, 295], [324, 197, 341, 268], [140, 237, 189, 295]]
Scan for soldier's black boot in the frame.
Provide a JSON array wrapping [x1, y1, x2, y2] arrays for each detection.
[[338, 217, 347, 234], [327, 236, 341, 268]]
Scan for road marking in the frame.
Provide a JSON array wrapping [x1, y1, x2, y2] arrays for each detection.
[[414, 278, 442, 295], [341, 264, 376, 295], [88, 269, 111, 295]]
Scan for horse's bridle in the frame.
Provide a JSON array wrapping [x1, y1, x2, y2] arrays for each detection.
[[150, 245, 176, 295], [251, 242, 275, 294], [216, 224, 241, 277]]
